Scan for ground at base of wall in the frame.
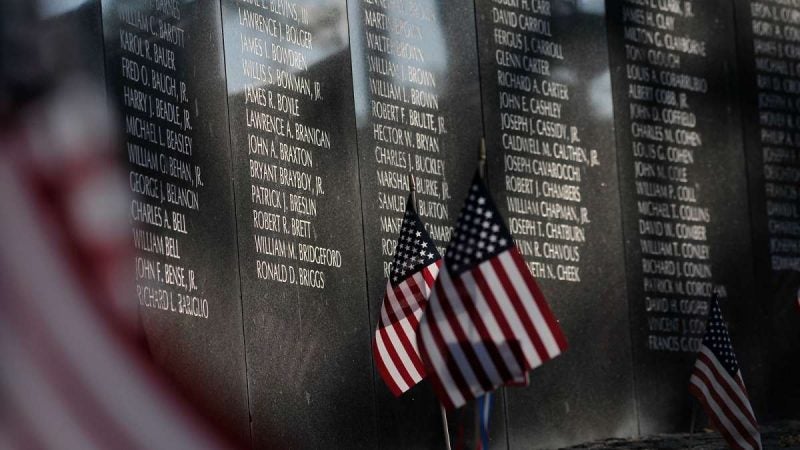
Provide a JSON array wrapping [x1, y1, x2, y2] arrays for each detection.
[[562, 421, 800, 449]]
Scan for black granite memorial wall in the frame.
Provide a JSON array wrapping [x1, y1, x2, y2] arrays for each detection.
[[220, 0, 377, 447], [101, 0, 251, 442], [83, 0, 800, 448], [733, 0, 800, 420], [476, 1, 637, 448], [606, 0, 764, 434]]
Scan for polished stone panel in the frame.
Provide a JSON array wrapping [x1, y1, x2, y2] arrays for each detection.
[[101, 0, 251, 443], [606, 0, 760, 433], [348, 0, 502, 446], [221, 0, 377, 447], [475, 1, 638, 447], [733, 0, 800, 421]]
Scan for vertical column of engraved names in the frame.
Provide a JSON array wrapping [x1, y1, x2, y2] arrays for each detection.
[[120, 3, 210, 319], [362, 0, 453, 272], [749, 1, 800, 273], [488, 0, 601, 285], [621, 0, 719, 352], [235, 0, 340, 290]]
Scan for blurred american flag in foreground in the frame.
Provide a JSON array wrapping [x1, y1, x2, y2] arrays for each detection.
[[0, 80, 236, 449]]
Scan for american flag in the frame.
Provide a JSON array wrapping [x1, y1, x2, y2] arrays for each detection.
[[418, 174, 567, 409], [689, 297, 761, 450], [0, 83, 235, 449], [373, 195, 442, 396]]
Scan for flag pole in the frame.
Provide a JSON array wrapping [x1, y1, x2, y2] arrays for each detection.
[[410, 168, 451, 450], [475, 138, 488, 449], [441, 405, 452, 450], [479, 138, 487, 180]]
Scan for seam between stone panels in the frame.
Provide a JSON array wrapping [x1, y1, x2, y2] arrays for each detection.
[[727, 0, 771, 419], [602, 1, 642, 438], [216, 1, 256, 446], [96, 0, 110, 103], [470, 0, 510, 449], [343, 0, 382, 447]]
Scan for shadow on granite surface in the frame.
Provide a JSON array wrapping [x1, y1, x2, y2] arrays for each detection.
[[562, 421, 800, 449]]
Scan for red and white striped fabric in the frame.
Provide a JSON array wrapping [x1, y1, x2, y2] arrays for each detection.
[[373, 196, 442, 396], [689, 298, 761, 450], [418, 175, 568, 410], [0, 83, 235, 450]]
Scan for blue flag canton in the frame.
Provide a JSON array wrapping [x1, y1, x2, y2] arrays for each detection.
[[703, 299, 739, 376], [390, 196, 440, 286], [445, 176, 513, 276]]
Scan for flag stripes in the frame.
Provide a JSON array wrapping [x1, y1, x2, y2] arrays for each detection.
[[481, 259, 545, 368], [463, 270, 526, 379], [373, 193, 443, 396], [689, 376, 759, 450], [689, 298, 761, 450], [420, 250, 566, 409], [373, 261, 441, 396], [696, 349, 757, 425], [418, 175, 567, 409], [690, 352, 760, 449], [0, 151, 234, 449]]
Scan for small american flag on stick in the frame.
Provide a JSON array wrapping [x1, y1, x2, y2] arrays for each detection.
[[689, 297, 761, 450], [373, 194, 442, 396], [418, 173, 567, 409]]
